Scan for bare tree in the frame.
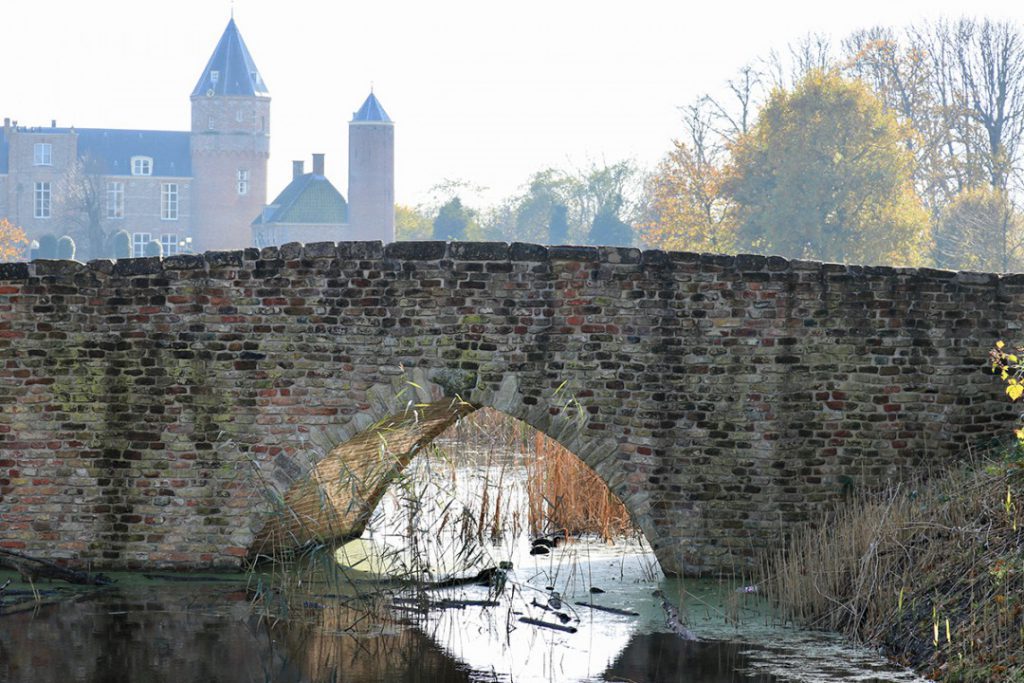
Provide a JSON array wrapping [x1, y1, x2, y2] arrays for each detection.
[[702, 65, 764, 144], [919, 19, 1024, 193], [54, 155, 106, 260]]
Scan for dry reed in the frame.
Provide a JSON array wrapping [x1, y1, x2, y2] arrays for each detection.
[[760, 454, 1024, 681], [524, 430, 636, 541]]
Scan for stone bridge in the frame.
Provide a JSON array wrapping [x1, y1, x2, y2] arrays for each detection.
[[0, 241, 1018, 576]]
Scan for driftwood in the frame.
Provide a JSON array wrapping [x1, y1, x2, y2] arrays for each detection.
[[142, 573, 237, 583], [518, 616, 578, 633], [652, 590, 698, 641], [423, 566, 508, 590], [573, 601, 639, 617], [0, 548, 113, 586], [389, 593, 497, 610]]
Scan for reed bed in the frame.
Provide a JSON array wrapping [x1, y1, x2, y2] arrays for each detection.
[[524, 430, 636, 541], [760, 454, 1024, 681]]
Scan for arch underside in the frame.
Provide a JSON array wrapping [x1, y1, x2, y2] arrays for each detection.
[[248, 395, 652, 572], [251, 398, 477, 556]]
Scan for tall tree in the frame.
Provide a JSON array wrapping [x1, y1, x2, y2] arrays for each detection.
[[395, 205, 433, 241], [726, 70, 931, 265], [588, 198, 634, 246], [946, 19, 1024, 191], [432, 197, 471, 241], [641, 104, 738, 253], [54, 155, 107, 260], [936, 187, 1024, 272], [548, 204, 569, 245]]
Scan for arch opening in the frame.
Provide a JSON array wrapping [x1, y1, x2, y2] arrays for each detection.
[[250, 399, 661, 580]]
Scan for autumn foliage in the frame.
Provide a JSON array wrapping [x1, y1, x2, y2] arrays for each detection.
[[0, 219, 29, 263], [640, 140, 737, 253]]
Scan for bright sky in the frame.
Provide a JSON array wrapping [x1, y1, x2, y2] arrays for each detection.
[[4, 1, 1022, 208]]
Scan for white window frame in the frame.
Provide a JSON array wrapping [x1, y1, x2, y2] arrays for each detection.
[[131, 156, 153, 176], [160, 234, 179, 256], [34, 142, 52, 166], [210, 70, 219, 85], [34, 181, 51, 219], [106, 181, 124, 219], [161, 183, 178, 221], [237, 169, 249, 196], [132, 232, 151, 258]]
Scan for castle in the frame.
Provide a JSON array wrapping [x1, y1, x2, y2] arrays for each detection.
[[0, 18, 395, 258]]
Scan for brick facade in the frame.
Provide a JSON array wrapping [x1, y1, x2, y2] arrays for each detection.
[[0, 243, 1016, 575]]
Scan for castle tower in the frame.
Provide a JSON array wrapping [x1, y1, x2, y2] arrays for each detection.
[[348, 92, 394, 243], [190, 18, 270, 251]]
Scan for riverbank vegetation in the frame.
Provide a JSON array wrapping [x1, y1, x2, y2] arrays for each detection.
[[761, 453, 1024, 681]]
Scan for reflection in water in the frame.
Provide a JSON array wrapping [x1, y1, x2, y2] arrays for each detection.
[[0, 584, 474, 683], [603, 633, 778, 683], [0, 576, 922, 683]]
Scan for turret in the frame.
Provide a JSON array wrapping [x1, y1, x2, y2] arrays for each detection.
[[190, 18, 270, 251], [347, 92, 394, 243]]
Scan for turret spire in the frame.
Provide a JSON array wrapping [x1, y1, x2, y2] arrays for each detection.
[[192, 18, 268, 98], [352, 92, 392, 123]]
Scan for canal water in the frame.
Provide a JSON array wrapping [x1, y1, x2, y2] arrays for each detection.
[[0, 454, 929, 682]]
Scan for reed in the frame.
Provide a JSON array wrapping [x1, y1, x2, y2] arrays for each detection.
[[249, 405, 641, 631], [523, 429, 636, 541], [759, 452, 1024, 681]]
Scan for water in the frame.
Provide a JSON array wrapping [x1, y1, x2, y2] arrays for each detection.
[[0, 541, 926, 682], [0, 457, 929, 683]]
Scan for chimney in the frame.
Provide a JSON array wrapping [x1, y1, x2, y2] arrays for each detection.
[[312, 153, 325, 176], [292, 160, 304, 180]]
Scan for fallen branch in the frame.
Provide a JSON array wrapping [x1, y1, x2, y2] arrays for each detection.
[[0, 548, 113, 586], [518, 616, 578, 633], [573, 601, 639, 617]]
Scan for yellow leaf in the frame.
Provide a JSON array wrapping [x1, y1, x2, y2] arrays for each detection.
[[998, 341, 1006, 349], [1008, 384, 1024, 401], [1010, 355, 1019, 363]]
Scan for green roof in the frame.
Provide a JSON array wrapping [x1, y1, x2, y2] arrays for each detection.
[[253, 174, 348, 225]]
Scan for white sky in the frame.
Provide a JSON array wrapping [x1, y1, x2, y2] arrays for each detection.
[[4, 1, 1022, 208]]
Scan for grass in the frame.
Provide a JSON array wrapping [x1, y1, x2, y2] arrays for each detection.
[[759, 449, 1024, 682]]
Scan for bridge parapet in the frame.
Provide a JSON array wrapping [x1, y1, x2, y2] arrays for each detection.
[[0, 241, 1019, 574]]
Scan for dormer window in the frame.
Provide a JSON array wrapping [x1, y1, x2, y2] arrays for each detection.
[[131, 156, 153, 176], [210, 70, 219, 84]]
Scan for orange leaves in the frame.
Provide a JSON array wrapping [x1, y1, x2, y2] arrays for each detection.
[[0, 219, 28, 263], [640, 140, 738, 254]]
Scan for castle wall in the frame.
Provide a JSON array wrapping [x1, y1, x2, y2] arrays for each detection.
[[3, 129, 78, 239]]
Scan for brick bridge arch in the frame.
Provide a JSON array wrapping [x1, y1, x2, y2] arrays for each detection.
[[0, 241, 1018, 576], [250, 373, 645, 565]]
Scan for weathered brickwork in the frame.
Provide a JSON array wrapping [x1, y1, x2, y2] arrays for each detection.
[[0, 242, 1019, 575]]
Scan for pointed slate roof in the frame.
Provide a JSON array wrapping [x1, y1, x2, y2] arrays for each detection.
[[252, 173, 348, 226], [351, 92, 392, 123], [192, 18, 269, 98]]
